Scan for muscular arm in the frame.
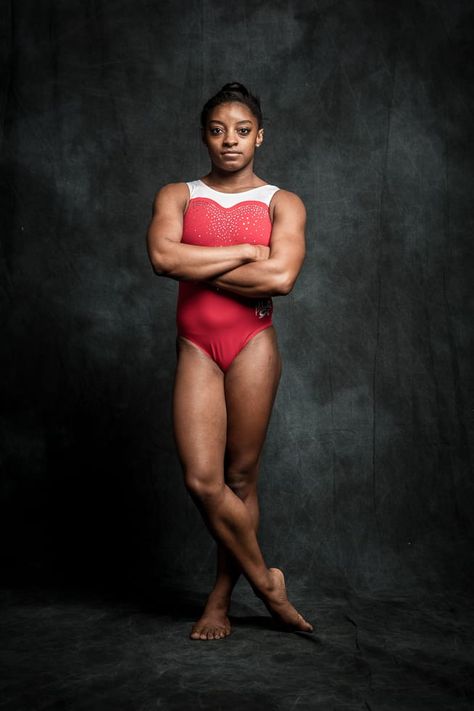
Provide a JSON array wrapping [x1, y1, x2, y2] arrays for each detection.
[[146, 183, 268, 281], [206, 190, 306, 297]]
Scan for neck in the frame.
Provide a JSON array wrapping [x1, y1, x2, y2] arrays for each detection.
[[206, 164, 259, 191]]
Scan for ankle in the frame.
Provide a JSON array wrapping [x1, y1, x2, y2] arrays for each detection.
[[254, 569, 275, 599], [207, 587, 232, 608]]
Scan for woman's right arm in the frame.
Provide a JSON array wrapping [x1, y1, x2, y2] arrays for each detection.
[[146, 183, 269, 281]]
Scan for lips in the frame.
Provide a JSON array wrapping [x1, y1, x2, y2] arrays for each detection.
[[222, 152, 241, 156]]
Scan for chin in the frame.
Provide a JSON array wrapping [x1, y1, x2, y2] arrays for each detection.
[[215, 157, 252, 171], [211, 160, 238, 172]]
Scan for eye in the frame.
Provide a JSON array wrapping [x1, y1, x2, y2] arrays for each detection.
[[239, 128, 251, 135], [209, 127, 222, 135]]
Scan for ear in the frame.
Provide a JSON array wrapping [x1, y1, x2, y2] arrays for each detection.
[[255, 127, 264, 148]]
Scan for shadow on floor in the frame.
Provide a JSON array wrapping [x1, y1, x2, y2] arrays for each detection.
[[1, 582, 473, 710]]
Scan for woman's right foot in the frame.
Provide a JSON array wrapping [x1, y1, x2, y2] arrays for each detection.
[[257, 567, 314, 632]]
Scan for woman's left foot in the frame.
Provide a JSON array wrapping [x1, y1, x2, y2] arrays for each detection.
[[190, 593, 232, 640]]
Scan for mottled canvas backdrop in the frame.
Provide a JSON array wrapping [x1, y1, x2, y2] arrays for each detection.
[[0, 0, 473, 594]]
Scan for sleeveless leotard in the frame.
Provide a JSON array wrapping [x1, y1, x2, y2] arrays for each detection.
[[177, 179, 280, 372]]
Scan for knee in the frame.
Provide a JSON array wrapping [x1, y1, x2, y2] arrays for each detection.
[[225, 460, 259, 499], [184, 467, 223, 502]]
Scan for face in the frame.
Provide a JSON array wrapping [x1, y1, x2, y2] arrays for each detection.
[[201, 101, 264, 172]]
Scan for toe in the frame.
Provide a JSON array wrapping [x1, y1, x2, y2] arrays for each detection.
[[190, 617, 232, 640], [297, 613, 314, 632]]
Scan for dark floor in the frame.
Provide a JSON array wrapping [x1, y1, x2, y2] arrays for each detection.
[[1, 579, 473, 711]]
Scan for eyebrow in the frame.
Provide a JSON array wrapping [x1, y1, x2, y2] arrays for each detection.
[[208, 119, 253, 125]]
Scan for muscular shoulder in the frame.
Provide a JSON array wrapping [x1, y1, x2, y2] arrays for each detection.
[[273, 188, 305, 210], [152, 182, 189, 213], [155, 181, 189, 197], [270, 188, 306, 224]]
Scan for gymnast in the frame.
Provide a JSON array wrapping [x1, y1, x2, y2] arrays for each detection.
[[146, 82, 313, 640]]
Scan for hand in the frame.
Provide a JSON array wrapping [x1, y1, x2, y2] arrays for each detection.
[[252, 244, 271, 261]]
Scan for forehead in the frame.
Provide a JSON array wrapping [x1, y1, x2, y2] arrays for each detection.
[[207, 101, 255, 125]]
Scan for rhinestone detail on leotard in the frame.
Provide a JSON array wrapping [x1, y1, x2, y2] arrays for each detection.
[[183, 199, 272, 246]]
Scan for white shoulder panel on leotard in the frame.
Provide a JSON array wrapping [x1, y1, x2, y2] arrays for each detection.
[[186, 179, 280, 208]]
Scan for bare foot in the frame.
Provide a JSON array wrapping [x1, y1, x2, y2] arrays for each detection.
[[190, 593, 232, 641], [257, 567, 314, 633]]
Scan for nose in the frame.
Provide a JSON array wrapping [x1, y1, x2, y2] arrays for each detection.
[[223, 132, 238, 148]]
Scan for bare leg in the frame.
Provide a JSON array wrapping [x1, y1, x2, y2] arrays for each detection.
[[173, 332, 314, 640], [190, 467, 261, 639], [191, 328, 281, 639]]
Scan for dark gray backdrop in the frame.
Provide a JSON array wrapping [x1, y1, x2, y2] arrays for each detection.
[[1, 0, 473, 597]]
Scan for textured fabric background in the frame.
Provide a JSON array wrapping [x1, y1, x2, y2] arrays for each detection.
[[1, 0, 473, 597]]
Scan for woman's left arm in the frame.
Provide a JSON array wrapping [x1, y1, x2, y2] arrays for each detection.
[[206, 190, 306, 298]]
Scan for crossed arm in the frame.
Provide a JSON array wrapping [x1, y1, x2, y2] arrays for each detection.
[[146, 182, 306, 297]]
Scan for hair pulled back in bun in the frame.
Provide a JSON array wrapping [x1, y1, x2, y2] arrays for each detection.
[[200, 82, 263, 128]]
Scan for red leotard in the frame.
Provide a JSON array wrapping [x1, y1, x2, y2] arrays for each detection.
[[177, 179, 280, 372]]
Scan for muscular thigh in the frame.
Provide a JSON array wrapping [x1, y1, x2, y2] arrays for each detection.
[[173, 337, 227, 479], [224, 326, 282, 471]]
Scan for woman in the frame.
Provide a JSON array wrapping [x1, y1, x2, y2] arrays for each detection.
[[146, 82, 313, 640]]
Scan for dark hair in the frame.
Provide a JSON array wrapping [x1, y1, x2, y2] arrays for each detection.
[[200, 82, 263, 129]]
